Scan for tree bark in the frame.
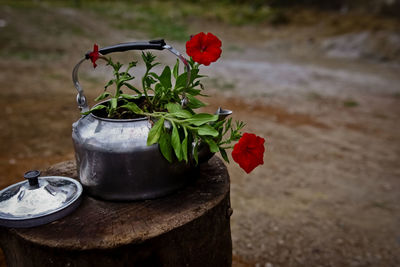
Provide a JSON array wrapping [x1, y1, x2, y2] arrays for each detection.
[[0, 156, 232, 267]]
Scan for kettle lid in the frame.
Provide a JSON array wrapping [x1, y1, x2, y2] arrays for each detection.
[[0, 170, 83, 228]]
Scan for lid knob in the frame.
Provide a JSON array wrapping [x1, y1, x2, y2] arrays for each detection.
[[24, 170, 41, 187]]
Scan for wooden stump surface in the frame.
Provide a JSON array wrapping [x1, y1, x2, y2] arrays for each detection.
[[4, 156, 231, 251]]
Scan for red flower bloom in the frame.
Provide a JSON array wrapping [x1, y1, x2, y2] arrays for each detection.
[[232, 133, 265, 174], [88, 44, 100, 68], [186, 32, 222, 66]]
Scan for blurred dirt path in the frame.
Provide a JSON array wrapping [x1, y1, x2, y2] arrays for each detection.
[[201, 39, 400, 266], [207, 91, 400, 266], [0, 4, 399, 267]]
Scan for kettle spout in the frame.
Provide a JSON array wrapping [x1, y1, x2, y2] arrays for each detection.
[[215, 107, 232, 121]]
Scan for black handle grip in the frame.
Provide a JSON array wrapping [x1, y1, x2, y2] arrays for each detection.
[[24, 170, 40, 187], [85, 39, 166, 58]]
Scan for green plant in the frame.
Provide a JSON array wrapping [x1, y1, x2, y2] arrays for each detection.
[[85, 32, 265, 173]]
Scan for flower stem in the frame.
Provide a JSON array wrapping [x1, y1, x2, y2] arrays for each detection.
[[142, 70, 152, 109]]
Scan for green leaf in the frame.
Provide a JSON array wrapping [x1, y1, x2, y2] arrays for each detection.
[[149, 72, 159, 80], [173, 59, 179, 79], [197, 124, 219, 137], [219, 148, 229, 163], [119, 74, 134, 83], [159, 66, 172, 89], [81, 104, 107, 115], [181, 136, 188, 163], [120, 102, 143, 114], [190, 69, 205, 83], [142, 52, 157, 70], [104, 80, 114, 90], [205, 138, 220, 153], [175, 73, 188, 90], [120, 94, 139, 100], [147, 118, 164, 146], [186, 113, 218, 126], [127, 61, 138, 70], [223, 118, 232, 135], [190, 69, 199, 83], [186, 88, 202, 96], [144, 76, 157, 88], [166, 103, 182, 113], [193, 142, 199, 165], [166, 103, 192, 118], [159, 131, 173, 163], [110, 98, 118, 110], [95, 92, 111, 101], [154, 83, 163, 94], [186, 94, 206, 109], [123, 83, 141, 94], [171, 122, 182, 161], [213, 120, 225, 132], [174, 87, 185, 93], [115, 62, 122, 72], [173, 110, 193, 119], [151, 62, 161, 69]]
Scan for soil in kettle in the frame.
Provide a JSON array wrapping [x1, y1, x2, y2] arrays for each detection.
[[0, 2, 400, 267], [90, 98, 150, 120]]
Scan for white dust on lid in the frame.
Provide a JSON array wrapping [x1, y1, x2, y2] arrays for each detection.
[[0, 185, 68, 218]]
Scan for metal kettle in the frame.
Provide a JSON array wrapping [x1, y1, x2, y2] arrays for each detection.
[[71, 40, 231, 201]]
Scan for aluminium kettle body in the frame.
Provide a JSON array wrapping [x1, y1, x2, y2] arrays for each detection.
[[71, 40, 221, 201], [72, 112, 192, 201]]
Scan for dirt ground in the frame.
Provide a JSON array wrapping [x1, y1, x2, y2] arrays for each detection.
[[0, 3, 400, 267]]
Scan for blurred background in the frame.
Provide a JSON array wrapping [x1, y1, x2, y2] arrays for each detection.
[[0, 0, 399, 266]]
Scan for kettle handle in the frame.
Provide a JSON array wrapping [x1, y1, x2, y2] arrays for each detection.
[[72, 39, 191, 113]]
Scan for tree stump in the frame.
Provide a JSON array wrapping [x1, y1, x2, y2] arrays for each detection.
[[0, 156, 232, 267]]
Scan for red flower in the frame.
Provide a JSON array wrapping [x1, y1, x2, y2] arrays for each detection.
[[88, 44, 100, 68], [186, 32, 222, 66], [232, 133, 265, 174]]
